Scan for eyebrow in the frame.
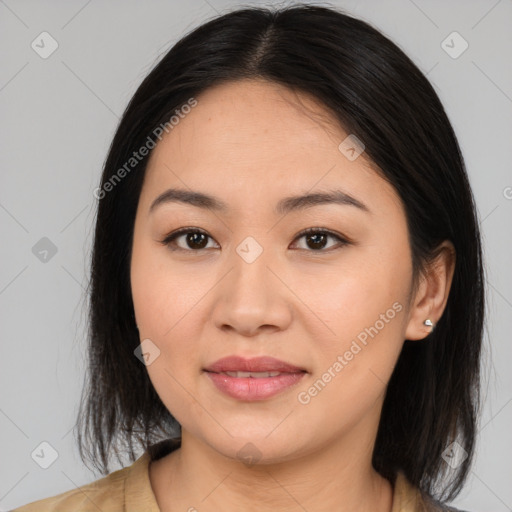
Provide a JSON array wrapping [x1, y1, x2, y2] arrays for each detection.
[[149, 187, 370, 215]]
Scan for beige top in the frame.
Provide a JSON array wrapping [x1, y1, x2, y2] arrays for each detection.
[[12, 440, 451, 511]]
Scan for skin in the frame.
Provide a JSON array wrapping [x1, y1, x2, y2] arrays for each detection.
[[130, 79, 455, 512]]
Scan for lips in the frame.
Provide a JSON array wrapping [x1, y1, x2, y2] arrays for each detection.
[[203, 355, 306, 375], [205, 370, 306, 400]]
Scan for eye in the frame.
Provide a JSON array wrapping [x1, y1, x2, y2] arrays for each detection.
[[160, 227, 218, 252], [291, 227, 349, 252], [160, 227, 349, 253]]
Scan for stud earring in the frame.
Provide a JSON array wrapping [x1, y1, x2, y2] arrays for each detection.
[[424, 319, 434, 331]]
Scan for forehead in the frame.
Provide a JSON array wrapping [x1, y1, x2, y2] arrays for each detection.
[[156, 79, 353, 165], [142, 79, 401, 217]]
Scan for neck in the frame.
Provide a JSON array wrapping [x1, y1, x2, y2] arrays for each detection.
[[151, 429, 394, 512]]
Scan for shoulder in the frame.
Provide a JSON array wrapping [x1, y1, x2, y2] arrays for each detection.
[[394, 471, 472, 512], [11, 462, 131, 512], [11, 438, 180, 512], [422, 493, 471, 512]]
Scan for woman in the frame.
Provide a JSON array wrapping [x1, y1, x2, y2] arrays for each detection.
[[14, 4, 483, 511]]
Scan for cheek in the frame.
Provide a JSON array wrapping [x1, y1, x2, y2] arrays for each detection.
[[297, 244, 410, 388], [294, 275, 406, 429], [131, 241, 204, 338], [130, 244, 204, 417], [295, 248, 408, 337], [130, 241, 211, 394]]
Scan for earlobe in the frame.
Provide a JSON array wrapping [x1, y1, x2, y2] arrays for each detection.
[[421, 318, 435, 338], [405, 241, 455, 341], [405, 315, 436, 341], [423, 318, 434, 332]]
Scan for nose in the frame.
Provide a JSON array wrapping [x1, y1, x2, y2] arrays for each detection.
[[211, 241, 293, 338]]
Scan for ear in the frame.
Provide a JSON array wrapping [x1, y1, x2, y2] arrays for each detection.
[[405, 241, 456, 341]]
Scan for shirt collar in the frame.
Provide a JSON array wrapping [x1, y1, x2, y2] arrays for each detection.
[[124, 450, 160, 511]]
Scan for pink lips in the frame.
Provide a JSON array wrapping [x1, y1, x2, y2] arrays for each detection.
[[203, 355, 305, 373], [203, 356, 307, 401]]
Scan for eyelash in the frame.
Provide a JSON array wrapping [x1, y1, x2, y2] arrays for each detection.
[[160, 227, 350, 253]]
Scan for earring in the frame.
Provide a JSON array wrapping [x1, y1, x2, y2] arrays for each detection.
[[424, 319, 434, 331]]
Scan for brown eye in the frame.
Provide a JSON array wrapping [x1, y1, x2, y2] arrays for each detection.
[[292, 228, 349, 252], [182, 232, 209, 249], [305, 232, 328, 250], [161, 228, 217, 251]]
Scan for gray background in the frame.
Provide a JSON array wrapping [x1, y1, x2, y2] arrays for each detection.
[[1, 0, 511, 510]]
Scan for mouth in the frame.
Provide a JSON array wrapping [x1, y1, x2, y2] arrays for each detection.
[[203, 355, 307, 374], [204, 370, 306, 401], [202, 355, 307, 401]]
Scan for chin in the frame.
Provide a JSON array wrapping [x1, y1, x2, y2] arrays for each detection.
[[203, 432, 306, 466]]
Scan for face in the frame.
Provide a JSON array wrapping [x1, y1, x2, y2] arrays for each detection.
[[130, 79, 415, 464]]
